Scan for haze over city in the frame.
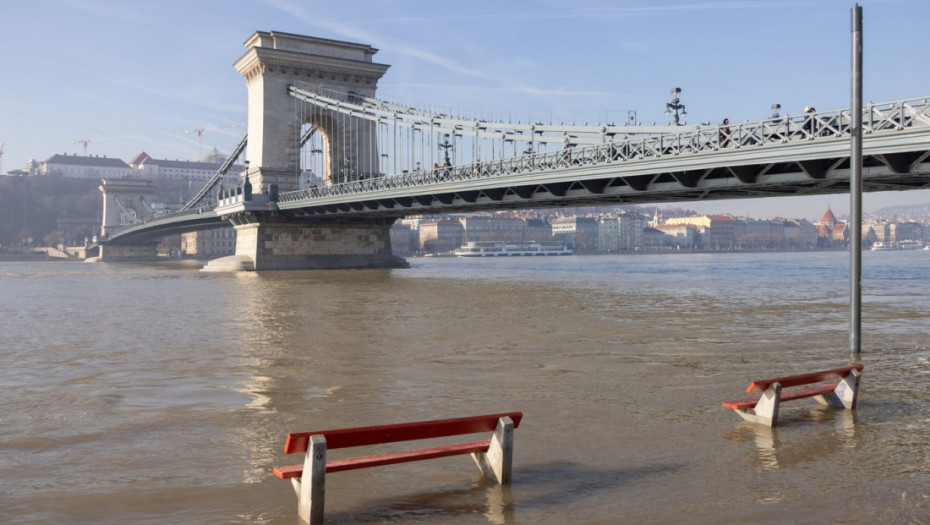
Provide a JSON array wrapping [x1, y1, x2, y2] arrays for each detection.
[[3, 0, 930, 220]]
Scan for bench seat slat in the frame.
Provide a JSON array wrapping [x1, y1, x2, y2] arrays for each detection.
[[746, 364, 863, 393], [722, 382, 838, 410], [284, 412, 522, 454], [273, 440, 492, 479]]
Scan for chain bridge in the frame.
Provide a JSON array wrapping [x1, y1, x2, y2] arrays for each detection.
[[94, 31, 930, 270]]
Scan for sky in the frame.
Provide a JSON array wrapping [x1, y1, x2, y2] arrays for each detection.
[[2, 0, 930, 221]]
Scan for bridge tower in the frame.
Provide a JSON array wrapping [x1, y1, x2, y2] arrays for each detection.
[[204, 31, 401, 271], [95, 178, 159, 261], [234, 31, 389, 191]]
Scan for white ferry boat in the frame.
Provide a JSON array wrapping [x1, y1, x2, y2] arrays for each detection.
[[871, 240, 924, 251], [454, 241, 572, 257]]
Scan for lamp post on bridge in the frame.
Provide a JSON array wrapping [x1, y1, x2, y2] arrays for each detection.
[[665, 87, 686, 126], [438, 134, 453, 167], [308, 147, 322, 187], [523, 143, 536, 170]]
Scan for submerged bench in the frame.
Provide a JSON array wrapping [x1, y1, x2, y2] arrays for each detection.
[[722, 365, 863, 427], [273, 412, 523, 525]]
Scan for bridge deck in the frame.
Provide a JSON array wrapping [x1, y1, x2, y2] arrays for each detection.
[[103, 96, 930, 245]]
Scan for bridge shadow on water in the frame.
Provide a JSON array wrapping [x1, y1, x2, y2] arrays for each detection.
[[323, 461, 684, 524]]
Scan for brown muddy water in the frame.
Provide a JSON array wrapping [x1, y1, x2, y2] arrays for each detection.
[[1, 251, 928, 524]]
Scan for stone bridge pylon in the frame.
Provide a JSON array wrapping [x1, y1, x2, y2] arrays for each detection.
[[92, 178, 159, 262], [203, 31, 403, 271]]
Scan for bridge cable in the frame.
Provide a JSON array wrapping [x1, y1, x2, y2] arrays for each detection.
[[180, 132, 248, 211]]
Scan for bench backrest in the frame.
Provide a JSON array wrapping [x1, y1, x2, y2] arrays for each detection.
[[284, 412, 524, 454], [747, 364, 864, 394]]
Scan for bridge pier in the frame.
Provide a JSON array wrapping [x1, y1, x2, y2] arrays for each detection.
[[202, 212, 405, 271]]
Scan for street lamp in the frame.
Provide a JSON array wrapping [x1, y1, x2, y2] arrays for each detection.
[[242, 160, 252, 200], [438, 133, 453, 166], [665, 87, 686, 126]]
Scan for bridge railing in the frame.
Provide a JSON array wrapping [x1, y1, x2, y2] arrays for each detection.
[[220, 97, 929, 210], [278, 96, 930, 205]]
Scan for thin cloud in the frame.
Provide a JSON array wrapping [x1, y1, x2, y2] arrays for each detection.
[[102, 76, 243, 115], [257, 0, 491, 80]]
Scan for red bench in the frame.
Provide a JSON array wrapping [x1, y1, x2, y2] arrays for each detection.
[[273, 412, 522, 524], [722, 365, 863, 426]]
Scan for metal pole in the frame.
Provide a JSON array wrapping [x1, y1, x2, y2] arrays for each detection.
[[850, 3, 863, 355]]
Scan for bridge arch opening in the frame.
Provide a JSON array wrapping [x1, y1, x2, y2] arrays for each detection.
[[297, 98, 382, 187]]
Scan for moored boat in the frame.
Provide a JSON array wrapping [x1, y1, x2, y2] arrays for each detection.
[[871, 240, 924, 251], [454, 241, 572, 257]]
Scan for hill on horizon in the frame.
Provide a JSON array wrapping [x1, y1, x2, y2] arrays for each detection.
[[870, 202, 930, 221]]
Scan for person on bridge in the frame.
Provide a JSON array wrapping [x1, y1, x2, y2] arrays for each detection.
[[803, 106, 817, 137], [719, 118, 731, 148]]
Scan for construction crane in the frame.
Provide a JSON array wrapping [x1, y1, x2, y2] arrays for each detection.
[[185, 123, 243, 160], [184, 128, 205, 159], [71, 139, 92, 155]]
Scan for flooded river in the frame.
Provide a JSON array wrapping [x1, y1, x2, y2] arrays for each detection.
[[1, 250, 928, 524]]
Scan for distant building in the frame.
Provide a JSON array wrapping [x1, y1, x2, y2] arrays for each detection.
[[665, 214, 736, 250], [734, 217, 784, 250], [418, 218, 464, 254], [459, 214, 528, 242], [655, 223, 699, 250], [551, 216, 598, 252], [890, 221, 922, 242], [815, 207, 848, 247], [863, 219, 888, 244], [598, 218, 619, 252], [642, 226, 667, 249], [618, 212, 646, 251], [524, 218, 552, 241], [129, 151, 243, 183], [37, 153, 132, 178], [180, 228, 236, 258], [783, 219, 818, 249]]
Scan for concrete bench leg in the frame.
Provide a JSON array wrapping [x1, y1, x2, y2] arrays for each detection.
[[292, 435, 327, 525], [472, 416, 514, 483], [818, 368, 861, 409], [735, 382, 782, 427]]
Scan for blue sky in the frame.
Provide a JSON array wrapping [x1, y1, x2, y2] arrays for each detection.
[[2, 0, 929, 220]]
